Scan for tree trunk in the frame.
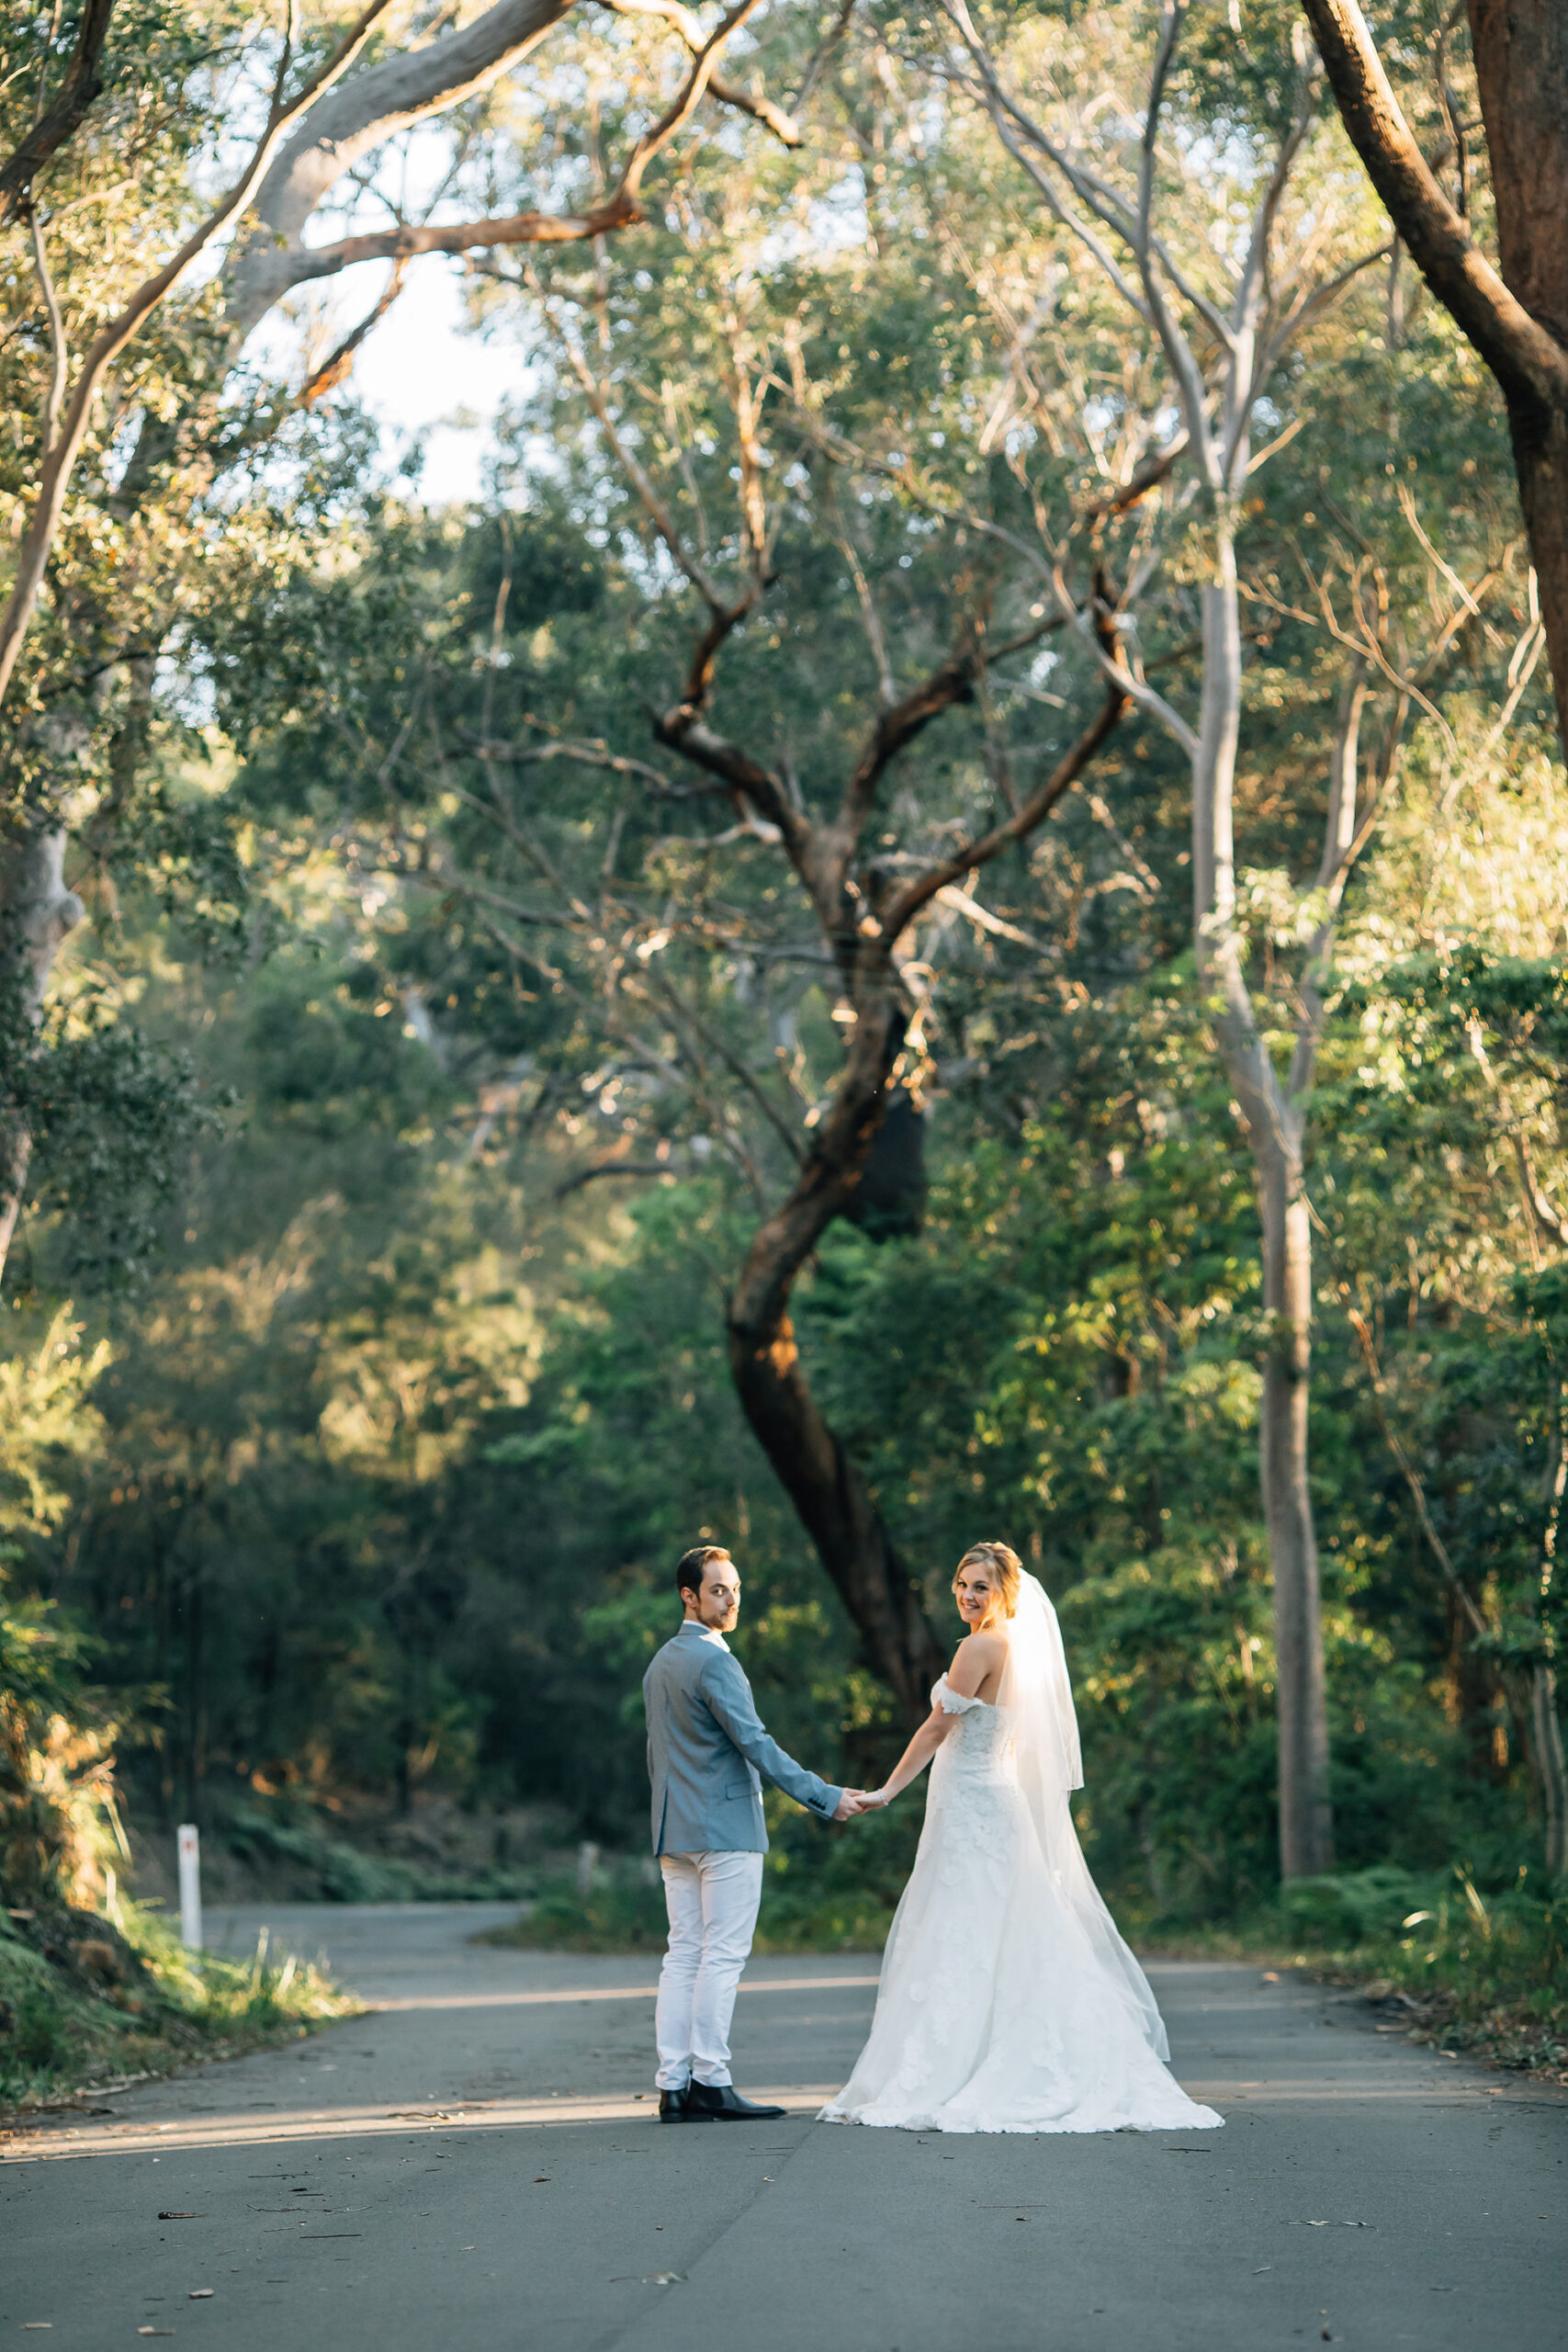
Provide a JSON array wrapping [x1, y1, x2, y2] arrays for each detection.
[[1301, 0, 1568, 760], [728, 1306, 944, 1723], [0, 823, 85, 1285], [1469, 0, 1568, 757], [1529, 1663, 1567, 1877], [1258, 1148, 1336, 1879], [726, 978, 946, 1724], [1192, 520, 1336, 1881]]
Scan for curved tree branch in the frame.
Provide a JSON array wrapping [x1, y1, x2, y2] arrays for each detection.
[[1300, 0, 1568, 411], [227, 0, 581, 331], [0, 0, 398, 710], [0, 0, 118, 230]]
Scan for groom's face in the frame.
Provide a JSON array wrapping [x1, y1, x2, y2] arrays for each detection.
[[689, 1560, 741, 1632]]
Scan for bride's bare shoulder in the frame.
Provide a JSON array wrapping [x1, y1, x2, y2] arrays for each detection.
[[946, 1627, 1007, 1695]]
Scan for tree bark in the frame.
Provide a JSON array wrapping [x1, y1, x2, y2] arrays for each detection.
[[727, 976, 948, 1724], [226, 0, 580, 332], [1258, 1150, 1335, 1878], [713, 673, 1127, 1723], [1300, 0, 1568, 759], [0, 823, 85, 1284], [1192, 521, 1336, 1880], [1530, 1662, 1568, 1877], [1466, 0, 1568, 766], [0, 0, 118, 229]]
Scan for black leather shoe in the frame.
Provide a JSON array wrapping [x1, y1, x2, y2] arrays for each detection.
[[685, 2083, 786, 2120], [658, 2086, 705, 2121]]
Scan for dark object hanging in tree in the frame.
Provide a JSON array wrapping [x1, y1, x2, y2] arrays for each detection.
[[842, 1090, 926, 1240]]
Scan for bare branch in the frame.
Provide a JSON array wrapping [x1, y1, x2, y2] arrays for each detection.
[[0, 0, 117, 228], [603, 0, 803, 144], [881, 609, 1128, 937], [27, 209, 68, 447], [555, 1156, 671, 1197], [297, 257, 408, 404], [551, 306, 732, 614], [837, 652, 977, 860], [643, 967, 806, 1162], [1343, 1300, 1489, 1639], [229, 0, 582, 331]]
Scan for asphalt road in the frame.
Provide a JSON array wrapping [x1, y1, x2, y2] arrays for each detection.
[[3, 1901, 1564, 2351]]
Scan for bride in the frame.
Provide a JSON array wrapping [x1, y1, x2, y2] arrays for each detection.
[[821, 1541, 1223, 2135]]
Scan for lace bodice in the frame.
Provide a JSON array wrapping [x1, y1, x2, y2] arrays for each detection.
[[931, 1674, 1017, 1789]]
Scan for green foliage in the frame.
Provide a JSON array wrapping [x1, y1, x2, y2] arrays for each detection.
[[0, 1896, 356, 2113], [0, 0, 1564, 2026], [1280, 1864, 1568, 2075], [4, 982, 213, 1297]]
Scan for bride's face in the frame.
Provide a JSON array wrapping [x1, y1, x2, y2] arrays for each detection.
[[954, 1567, 1001, 1629]]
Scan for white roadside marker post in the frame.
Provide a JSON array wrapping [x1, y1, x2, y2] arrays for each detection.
[[176, 1823, 202, 1950]]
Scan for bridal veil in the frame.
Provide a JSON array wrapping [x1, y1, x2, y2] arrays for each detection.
[[999, 1571, 1170, 2062]]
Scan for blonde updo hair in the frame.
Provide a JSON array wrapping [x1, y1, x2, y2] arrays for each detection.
[[953, 1540, 1023, 1621]]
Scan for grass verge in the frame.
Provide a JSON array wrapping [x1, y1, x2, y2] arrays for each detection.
[[1279, 1864, 1568, 2082], [0, 1898, 360, 2120]]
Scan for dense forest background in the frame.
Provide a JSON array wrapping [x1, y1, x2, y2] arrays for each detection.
[[4, 0, 1568, 2033]]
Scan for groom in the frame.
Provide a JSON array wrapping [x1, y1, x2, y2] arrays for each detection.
[[644, 1544, 869, 2121]]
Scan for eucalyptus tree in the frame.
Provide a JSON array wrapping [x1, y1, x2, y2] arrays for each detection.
[[225, 97, 1179, 1715], [904, 0, 1549, 1873], [0, 0, 820, 1287], [1298, 0, 1568, 760]]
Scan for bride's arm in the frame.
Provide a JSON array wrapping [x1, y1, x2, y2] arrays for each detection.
[[871, 1635, 998, 1804], [873, 1703, 958, 1804]]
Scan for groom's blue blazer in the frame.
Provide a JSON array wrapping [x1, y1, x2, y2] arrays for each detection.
[[643, 1621, 843, 1855]]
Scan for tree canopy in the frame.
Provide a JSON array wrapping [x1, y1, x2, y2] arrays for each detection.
[[2, 0, 1566, 1976]]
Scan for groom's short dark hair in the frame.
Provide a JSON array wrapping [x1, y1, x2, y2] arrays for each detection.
[[676, 1544, 730, 1600]]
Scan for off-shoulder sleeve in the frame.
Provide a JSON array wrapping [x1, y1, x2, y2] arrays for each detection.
[[932, 1673, 978, 1716]]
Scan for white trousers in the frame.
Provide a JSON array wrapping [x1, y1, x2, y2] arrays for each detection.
[[654, 1849, 764, 2090]]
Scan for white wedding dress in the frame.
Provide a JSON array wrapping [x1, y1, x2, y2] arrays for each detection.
[[821, 1577, 1222, 2135]]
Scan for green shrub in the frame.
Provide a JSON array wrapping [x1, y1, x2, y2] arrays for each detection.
[[1280, 1863, 1568, 2075], [0, 1898, 358, 2113]]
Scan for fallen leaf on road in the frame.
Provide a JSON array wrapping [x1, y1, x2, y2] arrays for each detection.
[[1252, 2267, 1272, 2276], [533, 2176, 549, 2183], [188, 2290, 214, 2300], [158, 2212, 201, 2221]]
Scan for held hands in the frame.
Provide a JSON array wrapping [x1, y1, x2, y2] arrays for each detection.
[[833, 1787, 890, 1820]]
